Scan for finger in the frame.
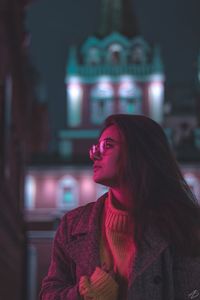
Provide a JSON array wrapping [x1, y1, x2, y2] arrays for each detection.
[[79, 276, 93, 296], [79, 276, 89, 288]]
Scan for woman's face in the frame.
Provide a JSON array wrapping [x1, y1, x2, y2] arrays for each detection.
[[92, 125, 123, 187]]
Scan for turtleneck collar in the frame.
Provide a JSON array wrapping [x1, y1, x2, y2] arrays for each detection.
[[104, 191, 134, 233]]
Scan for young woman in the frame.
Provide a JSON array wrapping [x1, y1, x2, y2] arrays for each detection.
[[40, 114, 200, 300]]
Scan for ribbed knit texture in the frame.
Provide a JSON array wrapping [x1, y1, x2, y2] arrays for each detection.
[[79, 267, 118, 300], [79, 192, 136, 300], [100, 191, 136, 281]]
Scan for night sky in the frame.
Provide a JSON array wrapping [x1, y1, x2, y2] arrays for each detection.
[[26, 0, 200, 150]]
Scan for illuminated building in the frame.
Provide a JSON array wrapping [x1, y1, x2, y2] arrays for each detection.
[[59, 16, 165, 160]]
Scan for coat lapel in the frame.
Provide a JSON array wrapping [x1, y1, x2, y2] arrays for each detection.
[[129, 226, 169, 286], [65, 194, 107, 276], [65, 231, 100, 275]]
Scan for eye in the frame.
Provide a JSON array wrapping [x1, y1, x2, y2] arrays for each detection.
[[104, 141, 114, 149], [99, 139, 115, 153]]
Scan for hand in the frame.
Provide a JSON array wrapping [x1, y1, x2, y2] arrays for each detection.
[[79, 267, 118, 300], [79, 275, 95, 299]]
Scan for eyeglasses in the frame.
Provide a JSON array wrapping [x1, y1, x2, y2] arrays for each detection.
[[89, 138, 120, 161]]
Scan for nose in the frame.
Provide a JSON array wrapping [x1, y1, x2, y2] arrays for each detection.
[[92, 152, 102, 161], [89, 144, 102, 161]]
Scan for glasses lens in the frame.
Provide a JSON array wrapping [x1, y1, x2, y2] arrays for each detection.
[[99, 140, 106, 155], [89, 140, 108, 160], [89, 144, 98, 160]]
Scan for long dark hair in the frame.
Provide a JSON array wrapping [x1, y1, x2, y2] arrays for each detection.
[[103, 114, 200, 256]]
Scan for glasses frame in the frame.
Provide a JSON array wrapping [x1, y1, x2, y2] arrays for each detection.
[[89, 138, 120, 161]]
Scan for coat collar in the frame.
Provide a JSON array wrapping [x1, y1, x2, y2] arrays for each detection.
[[70, 193, 107, 235], [65, 193, 169, 280]]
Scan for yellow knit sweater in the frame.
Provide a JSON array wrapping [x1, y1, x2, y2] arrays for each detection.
[[100, 192, 136, 282], [79, 192, 136, 300]]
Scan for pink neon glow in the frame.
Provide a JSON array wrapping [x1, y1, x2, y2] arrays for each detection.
[[43, 178, 56, 198], [80, 176, 95, 201]]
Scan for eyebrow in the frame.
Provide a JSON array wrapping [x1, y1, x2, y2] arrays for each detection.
[[99, 137, 117, 143]]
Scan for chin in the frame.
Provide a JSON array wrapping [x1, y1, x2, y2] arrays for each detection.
[[93, 175, 113, 187], [93, 175, 103, 184]]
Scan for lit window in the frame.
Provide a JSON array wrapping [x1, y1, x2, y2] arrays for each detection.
[[118, 81, 142, 114], [91, 82, 114, 125], [131, 45, 146, 64], [148, 81, 164, 123], [130, 37, 149, 64], [87, 47, 101, 65], [67, 78, 83, 127], [57, 176, 79, 210], [24, 175, 36, 210], [107, 44, 123, 64]]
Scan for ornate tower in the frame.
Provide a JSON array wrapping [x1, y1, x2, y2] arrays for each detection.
[[58, 0, 165, 161]]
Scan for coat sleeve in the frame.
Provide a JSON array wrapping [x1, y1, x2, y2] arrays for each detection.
[[39, 216, 81, 300], [173, 253, 200, 300]]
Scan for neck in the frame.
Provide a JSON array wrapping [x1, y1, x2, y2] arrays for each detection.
[[109, 187, 134, 211]]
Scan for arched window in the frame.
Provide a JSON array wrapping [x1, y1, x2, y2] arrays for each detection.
[[86, 47, 101, 65], [57, 176, 79, 211], [131, 45, 146, 64], [107, 44, 124, 64], [118, 81, 142, 114], [130, 38, 150, 64], [90, 82, 114, 125]]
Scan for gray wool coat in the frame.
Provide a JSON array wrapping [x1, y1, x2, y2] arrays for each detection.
[[40, 194, 200, 300]]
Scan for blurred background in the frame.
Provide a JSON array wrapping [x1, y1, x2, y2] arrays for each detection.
[[0, 0, 200, 299]]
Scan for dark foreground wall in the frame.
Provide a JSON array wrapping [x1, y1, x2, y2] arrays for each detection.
[[0, 0, 49, 299], [0, 185, 26, 300]]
